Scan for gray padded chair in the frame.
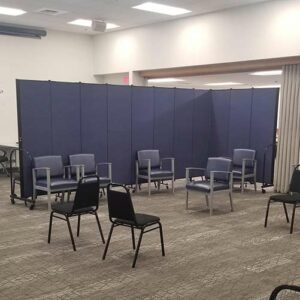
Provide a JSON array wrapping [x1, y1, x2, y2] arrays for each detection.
[[232, 149, 257, 192], [32, 155, 78, 210], [136, 150, 175, 196], [186, 157, 233, 216], [69, 154, 112, 192]]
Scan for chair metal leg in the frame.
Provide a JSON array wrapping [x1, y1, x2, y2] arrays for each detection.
[[158, 222, 165, 256], [102, 224, 114, 260], [157, 181, 160, 191], [172, 176, 174, 193], [131, 226, 135, 250], [47, 191, 51, 211], [229, 192, 234, 212], [48, 211, 54, 243], [283, 203, 290, 223], [209, 192, 213, 216], [186, 191, 189, 209], [132, 228, 144, 268], [77, 214, 81, 237], [95, 212, 105, 244], [241, 176, 245, 193], [264, 199, 271, 227], [205, 194, 209, 207], [66, 216, 76, 251], [254, 176, 257, 192], [290, 204, 297, 234], [67, 191, 71, 202], [148, 177, 151, 196], [30, 188, 37, 210]]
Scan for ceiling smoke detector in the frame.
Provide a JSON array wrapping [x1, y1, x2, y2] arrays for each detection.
[[36, 8, 67, 16]]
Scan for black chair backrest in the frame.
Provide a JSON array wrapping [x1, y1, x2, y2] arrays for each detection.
[[206, 157, 232, 182], [107, 183, 136, 223], [72, 175, 100, 211], [289, 164, 300, 193], [137, 150, 160, 170]]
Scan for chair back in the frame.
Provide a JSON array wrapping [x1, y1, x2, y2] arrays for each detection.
[[289, 165, 300, 193], [233, 149, 256, 168], [137, 150, 160, 169], [206, 157, 232, 182], [0, 149, 8, 163], [107, 183, 136, 223], [69, 153, 96, 175], [72, 175, 100, 211], [33, 155, 63, 179]]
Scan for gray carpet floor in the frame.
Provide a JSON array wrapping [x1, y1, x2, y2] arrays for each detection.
[[0, 176, 300, 300]]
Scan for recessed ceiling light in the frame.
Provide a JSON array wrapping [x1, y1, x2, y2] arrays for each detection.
[[68, 19, 92, 27], [106, 23, 120, 30], [204, 82, 243, 86], [252, 85, 281, 88], [133, 2, 191, 16], [250, 70, 282, 76], [148, 78, 185, 83], [0, 6, 26, 16]]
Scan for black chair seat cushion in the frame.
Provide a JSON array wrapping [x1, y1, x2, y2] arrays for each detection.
[[186, 180, 229, 193], [116, 213, 160, 227], [51, 202, 94, 214], [270, 193, 300, 203], [81, 175, 111, 186], [233, 167, 254, 176], [36, 178, 78, 190], [139, 169, 173, 179]]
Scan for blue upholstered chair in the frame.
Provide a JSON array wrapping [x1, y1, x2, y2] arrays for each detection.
[[186, 157, 233, 216], [135, 150, 175, 196], [232, 149, 257, 192], [69, 154, 112, 192], [32, 156, 78, 210]]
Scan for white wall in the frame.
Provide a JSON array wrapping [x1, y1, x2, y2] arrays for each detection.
[[93, 0, 300, 75], [0, 30, 95, 145]]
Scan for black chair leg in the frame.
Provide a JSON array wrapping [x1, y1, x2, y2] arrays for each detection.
[[264, 199, 271, 227], [102, 224, 114, 260], [131, 226, 136, 250], [77, 215, 81, 237], [158, 222, 165, 256], [132, 228, 144, 268], [66, 216, 76, 251], [290, 204, 297, 234], [283, 203, 290, 223], [95, 212, 105, 244], [48, 211, 54, 244]]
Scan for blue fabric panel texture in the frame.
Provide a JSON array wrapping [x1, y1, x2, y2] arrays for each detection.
[[193, 90, 211, 168], [51, 82, 81, 164], [228, 89, 252, 153], [17, 80, 52, 197], [250, 88, 279, 183], [131, 86, 154, 179], [210, 90, 231, 157], [80, 84, 108, 163], [153, 87, 175, 158], [107, 85, 132, 184], [174, 89, 194, 178]]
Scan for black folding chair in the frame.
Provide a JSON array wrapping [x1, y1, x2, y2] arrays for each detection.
[[269, 285, 300, 299], [265, 164, 300, 234], [48, 175, 105, 251], [102, 183, 165, 268]]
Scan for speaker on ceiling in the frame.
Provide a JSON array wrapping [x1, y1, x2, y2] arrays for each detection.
[[92, 20, 106, 32]]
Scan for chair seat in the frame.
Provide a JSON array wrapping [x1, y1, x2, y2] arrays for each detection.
[[270, 193, 300, 203], [36, 178, 78, 190], [81, 175, 111, 186], [51, 202, 94, 214], [233, 167, 254, 176], [116, 213, 160, 227], [186, 180, 229, 193], [139, 169, 173, 179]]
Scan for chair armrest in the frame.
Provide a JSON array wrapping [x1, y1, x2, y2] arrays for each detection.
[[32, 167, 50, 188], [96, 162, 112, 180], [161, 157, 175, 173], [69, 164, 84, 180], [185, 167, 206, 182]]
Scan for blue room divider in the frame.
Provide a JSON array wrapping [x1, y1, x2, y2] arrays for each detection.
[[16, 80, 278, 198]]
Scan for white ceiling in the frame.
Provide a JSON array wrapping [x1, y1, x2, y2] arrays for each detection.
[[147, 71, 282, 89], [0, 0, 270, 34]]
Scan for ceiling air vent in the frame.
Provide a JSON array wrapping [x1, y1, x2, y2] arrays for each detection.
[[36, 8, 67, 16]]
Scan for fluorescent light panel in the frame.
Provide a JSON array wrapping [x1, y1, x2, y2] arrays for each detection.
[[68, 19, 119, 29], [148, 78, 185, 83], [133, 2, 191, 16], [204, 82, 243, 86], [0, 6, 26, 16], [250, 70, 282, 76]]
